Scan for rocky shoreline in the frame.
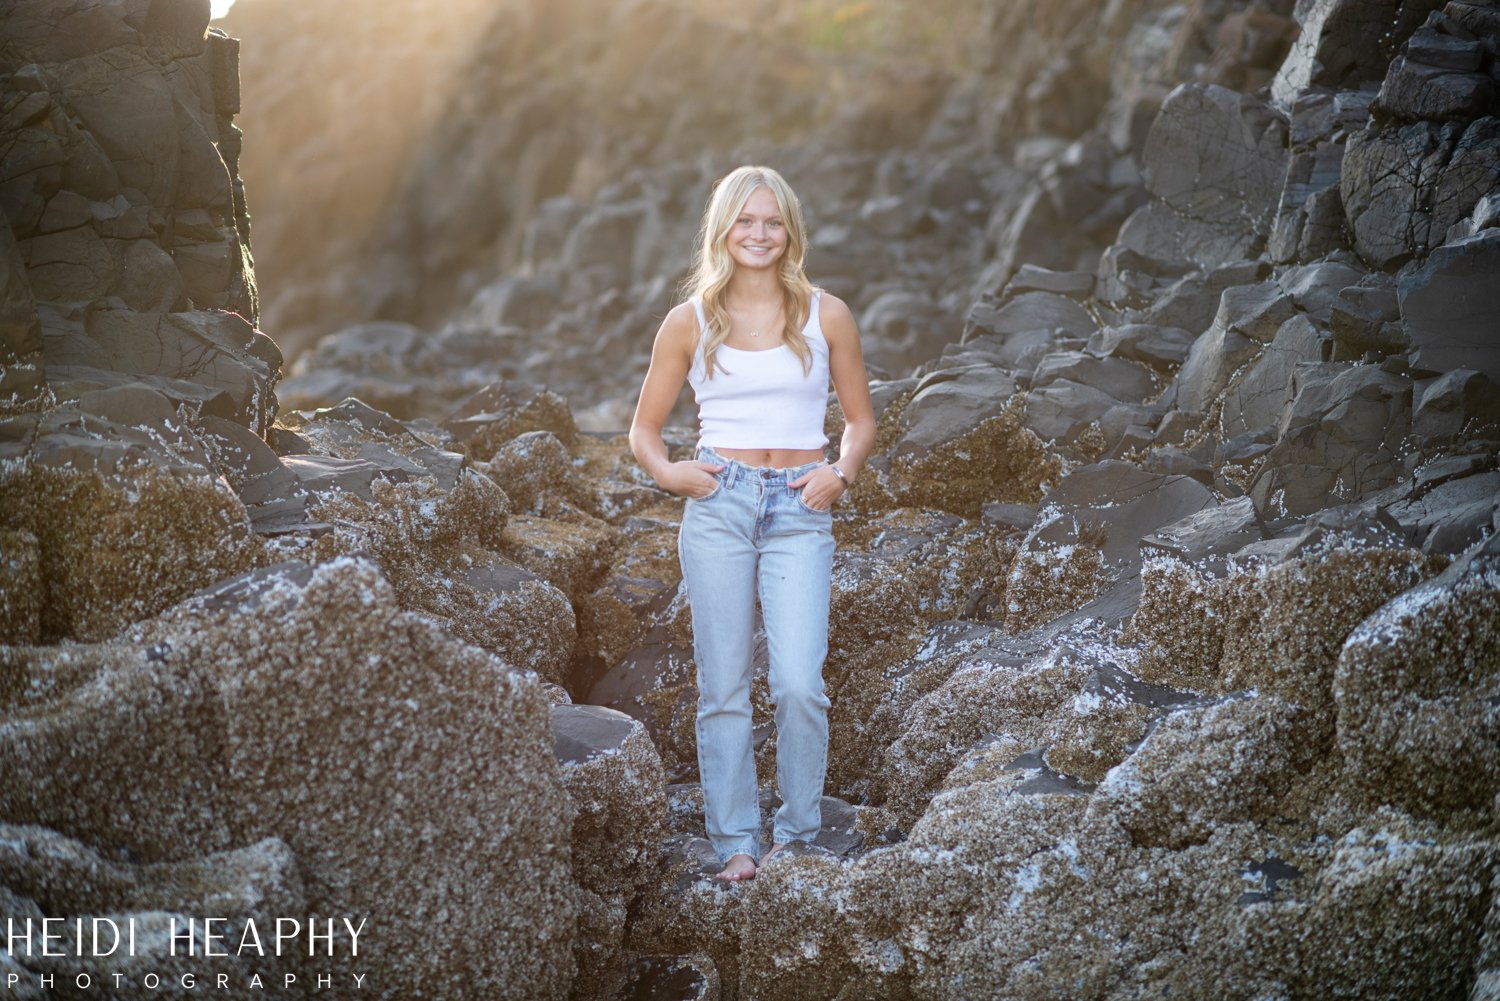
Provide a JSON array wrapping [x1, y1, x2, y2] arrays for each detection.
[[3, 0, 1499, 998]]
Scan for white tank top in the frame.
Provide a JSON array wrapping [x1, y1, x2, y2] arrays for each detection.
[[686, 292, 830, 450]]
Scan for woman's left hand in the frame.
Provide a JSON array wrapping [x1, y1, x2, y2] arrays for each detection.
[[789, 465, 847, 511]]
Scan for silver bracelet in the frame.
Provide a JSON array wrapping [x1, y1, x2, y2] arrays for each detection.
[[829, 464, 850, 488]]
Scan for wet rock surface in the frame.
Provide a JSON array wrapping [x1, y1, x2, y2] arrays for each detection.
[[3, 0, 1499, 998]]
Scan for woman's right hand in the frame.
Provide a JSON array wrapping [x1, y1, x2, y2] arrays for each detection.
[[662, 460, 725, 498]]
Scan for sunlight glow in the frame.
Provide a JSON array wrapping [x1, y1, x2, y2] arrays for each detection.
[[211, 0, 236, 19]]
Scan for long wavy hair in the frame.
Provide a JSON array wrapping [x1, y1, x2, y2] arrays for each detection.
[[683, 165, 820, 379]]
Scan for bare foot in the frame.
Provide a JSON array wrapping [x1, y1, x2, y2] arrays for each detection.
[[758, 842, 789, 867], [713, 853, 758, 882]]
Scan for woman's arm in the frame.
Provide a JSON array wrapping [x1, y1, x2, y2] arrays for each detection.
[[793, 293, 875, 508], [629, 302, 724, 498]]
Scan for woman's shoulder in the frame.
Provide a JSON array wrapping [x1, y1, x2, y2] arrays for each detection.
[[813, 290, 851, 319], [667, 298, 701, 323], [655, 300, 702, 352], [812, 290, 857, 340]]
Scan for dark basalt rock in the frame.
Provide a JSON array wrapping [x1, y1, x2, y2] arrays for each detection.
[[1087, 323, 1197, 370], [1234, 853, 1305, 906], [441, 379, 579, 459], [1005, 264, 1097, 299], [1142, 495, 1266, 563], [1398, 229, 1500, 383], [1249, 362, 1413, 517], [964, 289, 1097, 343], [1032, 350, 1160, 403], [176, 560, 316, 615], [890, 366, 1019, 456], [1221, 314, 1330, 437], [614, 954, 720, 1001], [1341, 116, 1500, 267], [1412, 367, 1500, 441], [1026, 460, 1217, 570], [1385, 470, 1500, 554], [1271, 0, 1446, 108], [552, 702, 640, 766], [1328, 279, 1405, 359], [1377, 55, 1496, 121], [1023, 377, 1121, 449], [197, 413, 319, 534]]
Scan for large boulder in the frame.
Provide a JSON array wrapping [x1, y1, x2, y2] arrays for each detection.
[[1087, 694, 1318, 849], [0, 556, 579, 999], [1113, 84, 1288, 274]]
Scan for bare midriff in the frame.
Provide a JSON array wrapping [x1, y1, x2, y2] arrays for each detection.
[[713, 446, 826, 467]]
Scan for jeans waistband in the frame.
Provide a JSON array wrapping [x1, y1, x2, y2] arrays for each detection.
[[696, 444, 827, 484]]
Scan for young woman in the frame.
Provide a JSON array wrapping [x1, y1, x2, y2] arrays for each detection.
[[629, 165, 876, 882]]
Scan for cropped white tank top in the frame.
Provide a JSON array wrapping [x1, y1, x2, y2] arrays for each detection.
[[686, 292, 830, 450]]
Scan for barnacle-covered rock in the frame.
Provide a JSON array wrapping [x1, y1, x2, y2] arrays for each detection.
[[1335, 558, 1500, 823], [877, 397, 1062, 517], [0, 556, 578, 999], [0, 407, 257, 643], [552, 703, 669, 1000]]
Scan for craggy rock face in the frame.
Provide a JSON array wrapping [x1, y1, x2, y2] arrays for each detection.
[[4, 0, 1500, 998]]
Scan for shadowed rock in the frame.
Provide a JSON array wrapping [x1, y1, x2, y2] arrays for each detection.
[[1398, 229, 1500, 383], [1341, 116, 1500, 267], [0, 401, 257, 643], [1121, 84, 1288, 272], [1249, 362, 1413, 517]]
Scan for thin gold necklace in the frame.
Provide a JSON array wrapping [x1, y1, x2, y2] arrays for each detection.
[[736, 299, 782, 338]]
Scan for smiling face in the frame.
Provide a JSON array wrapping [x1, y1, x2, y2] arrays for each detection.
[[725, 186, 788, 271]]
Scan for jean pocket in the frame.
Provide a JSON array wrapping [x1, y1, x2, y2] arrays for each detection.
[[794, 491, 831, 514], [697, 475, 724, 501]]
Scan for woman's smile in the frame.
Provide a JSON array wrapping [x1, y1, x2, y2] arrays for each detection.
[[729, 186, 787, 268]]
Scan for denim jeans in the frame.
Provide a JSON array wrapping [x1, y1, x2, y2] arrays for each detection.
[[677, 444, 836, 863]]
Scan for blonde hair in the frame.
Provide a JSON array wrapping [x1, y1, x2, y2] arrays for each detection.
[[683, 165, 820, 379]]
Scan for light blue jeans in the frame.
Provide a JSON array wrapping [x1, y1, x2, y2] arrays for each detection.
[[678, 444, 836, 863]]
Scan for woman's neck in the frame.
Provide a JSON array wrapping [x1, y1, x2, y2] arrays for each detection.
[[725, 269, 781, 304]]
